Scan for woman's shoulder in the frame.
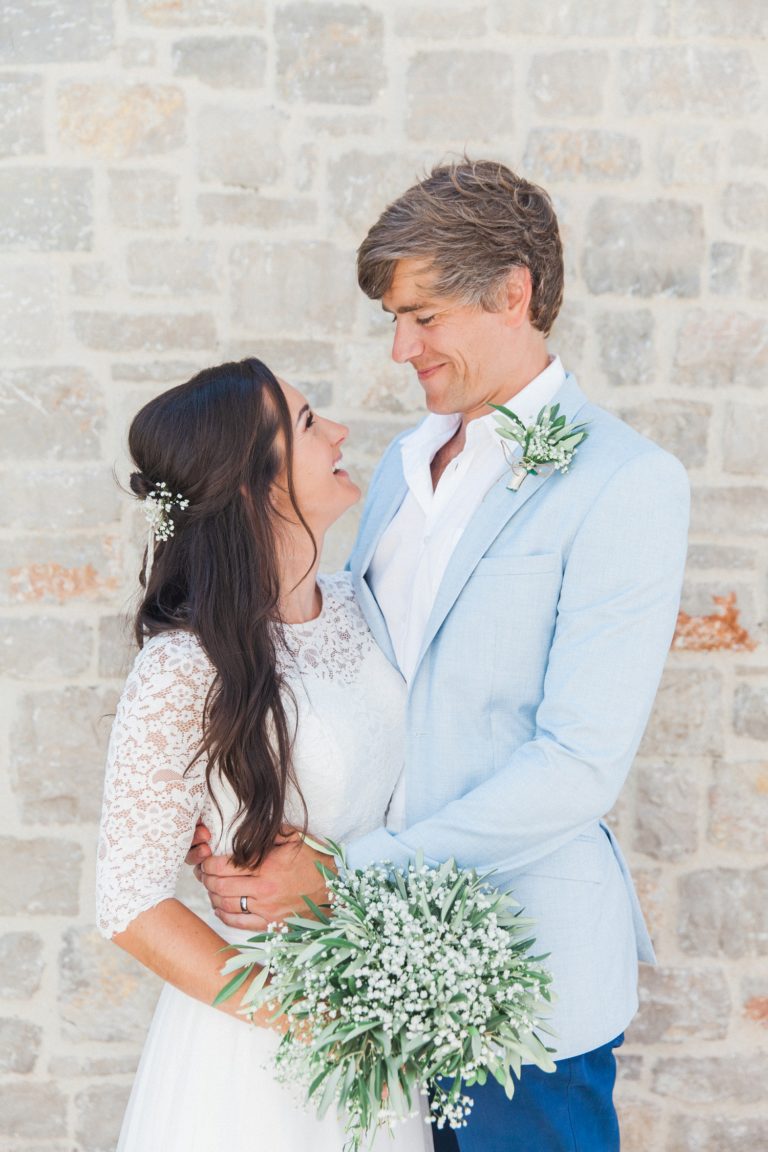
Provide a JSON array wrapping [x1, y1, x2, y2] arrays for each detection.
[[128, 629, 215, 691]]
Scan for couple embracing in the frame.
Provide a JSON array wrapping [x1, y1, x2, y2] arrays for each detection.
[[97, 159, 689, 1152]]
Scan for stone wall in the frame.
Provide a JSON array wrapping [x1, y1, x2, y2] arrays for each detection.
[[1, 2, 766, 1148]]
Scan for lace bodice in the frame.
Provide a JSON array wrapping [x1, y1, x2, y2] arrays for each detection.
[[96, 572, 406, 937]]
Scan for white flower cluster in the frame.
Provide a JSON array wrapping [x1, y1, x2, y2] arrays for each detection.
[[492, 401, 590, 487], [143, 481, 189, 542], [220, 850, 555, 1151]]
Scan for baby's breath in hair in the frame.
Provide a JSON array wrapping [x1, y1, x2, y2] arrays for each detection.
[[143, 481, 189, 542]]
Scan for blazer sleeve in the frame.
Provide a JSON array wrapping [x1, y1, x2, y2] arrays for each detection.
[[345, 448, 690, 875]]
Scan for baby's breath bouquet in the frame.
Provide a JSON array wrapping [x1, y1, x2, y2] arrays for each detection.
[[216, 843, 555, 1150]]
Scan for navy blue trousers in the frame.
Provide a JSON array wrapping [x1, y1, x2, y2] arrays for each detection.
[[431, 1035, 623, 1152]]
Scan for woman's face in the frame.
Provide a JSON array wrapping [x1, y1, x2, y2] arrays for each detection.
[[275, 379, 361, 537]]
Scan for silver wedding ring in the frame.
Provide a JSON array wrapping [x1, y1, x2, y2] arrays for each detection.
[[240, 895, 248, 913]]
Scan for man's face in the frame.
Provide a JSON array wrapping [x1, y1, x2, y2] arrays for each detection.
[[380, 257, 518, 420]]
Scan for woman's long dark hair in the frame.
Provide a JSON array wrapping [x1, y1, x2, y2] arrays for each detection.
[[128, 358, 310, 867]]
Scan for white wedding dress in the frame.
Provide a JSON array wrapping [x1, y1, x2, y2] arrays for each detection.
[[96, 572, 431, 1152]]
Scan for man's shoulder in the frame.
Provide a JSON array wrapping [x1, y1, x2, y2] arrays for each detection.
[[575, 396, 688, 489]]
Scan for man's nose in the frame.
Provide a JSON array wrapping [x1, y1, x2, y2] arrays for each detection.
[[391, 320, 424, 364]]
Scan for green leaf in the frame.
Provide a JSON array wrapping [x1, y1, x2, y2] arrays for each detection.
[[212, 964, 253, 1007]]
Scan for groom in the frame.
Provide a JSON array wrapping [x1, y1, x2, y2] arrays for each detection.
[[192, 160, 689, 1149]]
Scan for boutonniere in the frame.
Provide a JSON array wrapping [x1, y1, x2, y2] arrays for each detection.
[[489, 402, 590, 491]]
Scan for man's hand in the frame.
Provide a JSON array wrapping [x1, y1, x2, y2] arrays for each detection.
[[192, 828, 336, 931]]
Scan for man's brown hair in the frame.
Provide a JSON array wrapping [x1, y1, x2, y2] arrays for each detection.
[[357, 158, 564, 336]]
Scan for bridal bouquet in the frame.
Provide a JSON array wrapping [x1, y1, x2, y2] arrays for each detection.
[[217, 845, 555, 1150]]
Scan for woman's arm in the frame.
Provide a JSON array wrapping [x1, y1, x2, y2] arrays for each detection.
[[113, 897, 275, 1027]]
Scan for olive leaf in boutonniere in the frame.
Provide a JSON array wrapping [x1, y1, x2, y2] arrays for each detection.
[[489, 402, 590, 492]]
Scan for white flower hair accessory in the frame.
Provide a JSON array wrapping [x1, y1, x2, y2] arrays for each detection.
[[143, 480, 189, 543]]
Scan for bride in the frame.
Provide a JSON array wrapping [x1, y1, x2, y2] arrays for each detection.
[[96, 358, 429, 1151]]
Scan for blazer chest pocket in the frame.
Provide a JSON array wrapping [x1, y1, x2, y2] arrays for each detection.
[[474, 552, 560, 577]]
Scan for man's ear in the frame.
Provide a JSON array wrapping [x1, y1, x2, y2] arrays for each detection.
[[502, 267, 533, 329]]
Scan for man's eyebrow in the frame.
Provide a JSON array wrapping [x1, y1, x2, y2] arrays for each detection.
[[296, 403, 310, 426], [381, 302, 429, 315]]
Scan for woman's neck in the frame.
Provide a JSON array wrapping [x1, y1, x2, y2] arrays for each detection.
[[278, 532, 324, 624]]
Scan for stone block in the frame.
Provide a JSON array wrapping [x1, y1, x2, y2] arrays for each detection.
[[112, 359, 202, 383], [620, 48, 760, 117], [0, 1083, 66, 1140], [75, 1083, 133, 1152], [709, 242, 744, 295], [59, 926, 162, 1043], [333, 338, 422, 415], [583, 199, 703, 297], [74, 311, 216, 352], [742, 976, 768, 1029], [2, 535, 124, 606], [0, 933, 45, 998], [652, 1053, 768, 1104], [0, 366, 104, 460], [686, 543, 756, 570], [50, 1053, 139, 1077], [0, 74, 43, 156], [632, 760, 699, 862], [731, 128, 768, 170], [198, 192, 316, 229], [99, 615, 137, 680], [674, 309, 768, 388], [709, 762, 768, 855], [197, 104, 284, 188], [393, 2, 486, 38], [276, 3, 384, 105], [0, 467, 120, 531], [0, 265, 57, 355], [327, 150, 427, 238], [596, 310, 655, 387], [172, 34, 266, 87], [673, 585, 758, 653], [109, 169, 180, 228], [0, 167, 92, 251], [639, 667, 723, 758], [691, 487, 768, 537], [723, 402, 768, 474], [407, 52, 515, 141], [127, 0, 264, 25], [0, 618, 93, 679], [11, 687, 118, 824], [0, 837, 82, 915], [672, 0, 768, 36], [493, 0, 638, 35], [72, 261, 112, 296], [0, 0, 113, 63], [748, 249, 768, 298], [0, 1017, 42, 1073], [524, 129, 641, 183], [667, 1114, 768, 1152], [630, 966, 730, 1044], [722, 182, 768, 232], [126, 239, 218, 295], [617, 400, 709, 469], [58, 82, 185, 159], [615, 1096, 663, 1152], [231, 242, 357, 336], [528, 51, 608, 117], [678, 867, 768, 957], [658, 126, 718, 186], [733, 682, 768, 741], [221, 339, 336, 378], [632, 866, 669, 947]]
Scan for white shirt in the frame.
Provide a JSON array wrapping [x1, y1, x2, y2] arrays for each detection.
[[369, 355, 567, 684]]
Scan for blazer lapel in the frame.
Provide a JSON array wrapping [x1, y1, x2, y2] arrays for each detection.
[[410, 375, 589, 680]]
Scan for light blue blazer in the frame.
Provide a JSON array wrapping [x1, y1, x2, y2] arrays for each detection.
[[345, 374, 690, 1061]]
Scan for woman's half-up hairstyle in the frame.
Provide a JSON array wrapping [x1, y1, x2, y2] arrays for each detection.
[[128, 358, 309, 867]]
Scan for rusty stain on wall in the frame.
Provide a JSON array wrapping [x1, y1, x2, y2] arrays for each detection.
[[672, 592, 757, 652], [9, 562, 119, 603]]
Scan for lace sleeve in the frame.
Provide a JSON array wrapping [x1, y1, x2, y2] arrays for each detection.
[[96, 631, 215, 937]]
